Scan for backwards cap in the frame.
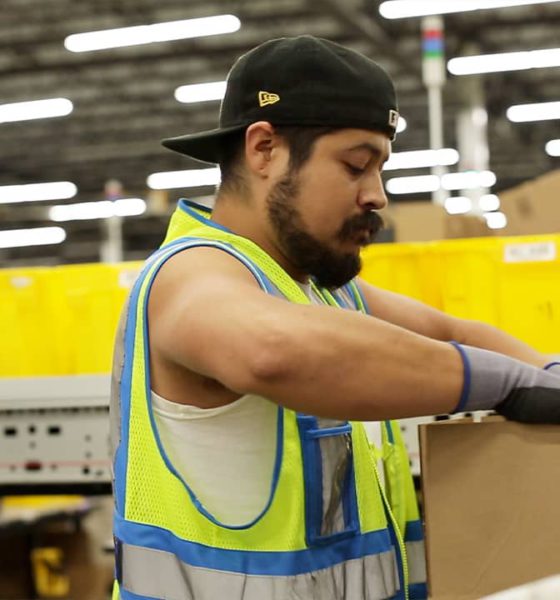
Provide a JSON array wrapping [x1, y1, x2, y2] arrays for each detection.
[[162, 35, 399, 164]]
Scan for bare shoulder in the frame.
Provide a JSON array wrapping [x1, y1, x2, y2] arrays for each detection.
[[147, 245, 270, 406]]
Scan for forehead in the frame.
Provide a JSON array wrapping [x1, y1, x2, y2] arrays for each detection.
[[316, 128, 391, 157]]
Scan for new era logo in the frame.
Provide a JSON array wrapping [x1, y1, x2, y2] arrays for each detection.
[[388, 109, 399, 128], [258, 91, 280, 107]]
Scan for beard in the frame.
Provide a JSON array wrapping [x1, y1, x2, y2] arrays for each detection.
[[265, 172, 384, 289]]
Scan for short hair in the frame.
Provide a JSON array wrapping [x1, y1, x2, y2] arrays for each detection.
[[217, 125, 337, 195]]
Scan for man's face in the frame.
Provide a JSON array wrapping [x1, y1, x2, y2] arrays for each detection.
[[266, 128, 390, 289]]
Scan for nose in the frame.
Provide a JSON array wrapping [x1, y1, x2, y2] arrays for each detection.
[[358, 172, 388, 211]]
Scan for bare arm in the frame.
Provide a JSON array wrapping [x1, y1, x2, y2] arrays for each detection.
[[356, 278, 550, 369], [148, 247, 463, 421]]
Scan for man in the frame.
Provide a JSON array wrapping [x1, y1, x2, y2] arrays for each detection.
[[111, 36, 560, 600]]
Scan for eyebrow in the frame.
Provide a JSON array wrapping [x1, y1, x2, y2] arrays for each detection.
[[346, 142, 389, 164]]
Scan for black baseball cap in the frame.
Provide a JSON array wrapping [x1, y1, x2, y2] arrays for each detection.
[[162, 35, 399, 164]]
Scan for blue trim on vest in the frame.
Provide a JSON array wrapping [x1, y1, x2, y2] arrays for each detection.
[[119, 588, 159, 600], [409, 582, 428, 599], [544, 361, 560, 371], [347, 280, 370, 315], [177, 198, 232, 233], [125, 239, 286, 530], [114, 513, 394, 576], [404, 519, 424, 543], [296, 415, 360, 547], [384, 420, 395, 445], [114, 255, 158, 514], [449, 341, 471, 413]]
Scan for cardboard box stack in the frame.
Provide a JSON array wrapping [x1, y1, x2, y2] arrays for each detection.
[[384, 201, 492, 243], [499, 169, 560, 236]]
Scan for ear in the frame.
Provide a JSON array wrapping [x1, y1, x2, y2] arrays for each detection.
[[244, 121, 285, 178]]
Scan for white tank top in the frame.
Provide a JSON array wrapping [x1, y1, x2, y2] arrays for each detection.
[[152, 280, 384, 526]]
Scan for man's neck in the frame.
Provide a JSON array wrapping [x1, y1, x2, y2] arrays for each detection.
[[211, 194, 308, 283]]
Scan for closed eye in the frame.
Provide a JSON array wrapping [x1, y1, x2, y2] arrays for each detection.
[[345, 163, 365, 176]]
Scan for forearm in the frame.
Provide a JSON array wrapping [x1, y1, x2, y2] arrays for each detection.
[[246, 305, 464, 421], [450, 318, 549, 369]]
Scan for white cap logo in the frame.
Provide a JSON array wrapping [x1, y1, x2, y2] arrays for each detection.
[[388, 109, 399, 128]]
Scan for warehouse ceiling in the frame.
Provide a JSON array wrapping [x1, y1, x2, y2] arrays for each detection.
[[1, 0, 560, 265]]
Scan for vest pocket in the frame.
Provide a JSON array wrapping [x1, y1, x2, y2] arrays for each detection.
[[297, 415, 359, 547]]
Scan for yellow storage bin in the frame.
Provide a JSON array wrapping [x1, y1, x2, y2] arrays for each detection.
[[361, 234, 559, 353], [421, 235, 559, 353], [0, 268, 65, 376], [56, 262, 142, 374], [0, 262, 142, 377], [494, 235, 559, 353], [360, 242, 442, 309]]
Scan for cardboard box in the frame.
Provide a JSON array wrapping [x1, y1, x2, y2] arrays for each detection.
[[419, 417, 560, 599], [387, 202, 493, 242], [385, 202, 447, 242], [445, 213, 493, 239], [500, 169, 560, 236]]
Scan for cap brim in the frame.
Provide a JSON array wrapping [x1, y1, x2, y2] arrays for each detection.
[[161, 124, 247, 164]]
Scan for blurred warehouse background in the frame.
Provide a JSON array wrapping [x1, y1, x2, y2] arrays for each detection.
[[1, 0, 559, 266], [1, 2, 560, 599]]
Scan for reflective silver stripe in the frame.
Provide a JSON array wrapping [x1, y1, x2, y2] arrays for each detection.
[[110, 296, 130, 461], [406, 540, 427, 585], [120, 542, 399, 600]]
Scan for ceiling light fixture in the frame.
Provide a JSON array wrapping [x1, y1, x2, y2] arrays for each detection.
[[484, 211, 508, 229], [64, 15, 241, 52], [147, 168, 221, 190], [50, 198, 146, 222], [386, 170, 496, 194], [545, 139, 560, 156], [507, 101, 560, 122], [0, 98, 73, 124], [379, 0, 560, 19], [384, 148, 459, 171], [479, 194, 501, 211], [0, 226, 66, 249], [444, 196, 473, 214], [175, 81, 227, 104], [0, 182, 77, 204], [448, 48, 560, 75]]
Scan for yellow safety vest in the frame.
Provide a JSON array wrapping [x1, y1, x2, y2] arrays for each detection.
[[111, 199, 426, 600]]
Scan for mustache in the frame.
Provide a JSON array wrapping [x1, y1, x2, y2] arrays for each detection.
[[338, 211, 385, 242]]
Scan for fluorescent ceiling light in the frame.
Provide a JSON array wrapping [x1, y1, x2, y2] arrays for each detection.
[[147, 168, 221, 190], [444, 196, 473, 215], [380, 0, 560, 19], [441, 170, 496, 190], [449, 48, 560, 75], [507, 101, 560, 122], [0, 98, 73, 124], [396, 117, 407, 133], [175, 81, 227, 104], [64, 15, 241, 52], [545, 139, 560, 156], [484, 211, 508, 229], [386, 175, 440, 194], [386, 170, 496, 194], [50, 198, 146, 222], [384, 148, 459, 171], [479, 194, 501, 211], [0, 182, 77, 204], [0, 226, 66, 249]]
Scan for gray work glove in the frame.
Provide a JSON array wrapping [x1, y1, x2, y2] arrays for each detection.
[[450, 343, 560, 424]]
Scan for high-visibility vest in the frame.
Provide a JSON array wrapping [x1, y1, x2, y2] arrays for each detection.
[[111, 199, 427, 600]]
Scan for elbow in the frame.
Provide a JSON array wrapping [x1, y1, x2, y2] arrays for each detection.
[[236, 323, 296, 395]]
